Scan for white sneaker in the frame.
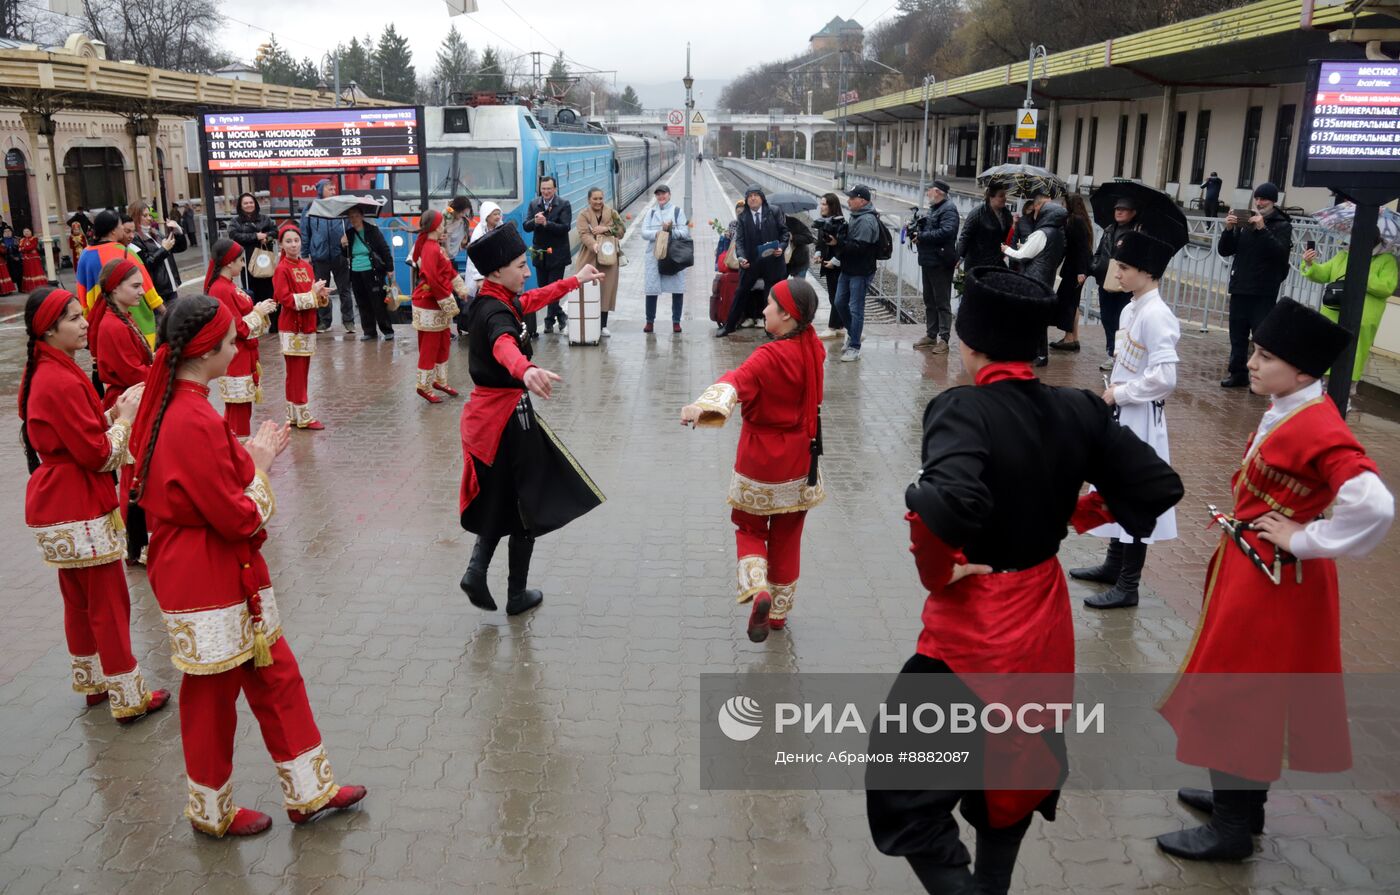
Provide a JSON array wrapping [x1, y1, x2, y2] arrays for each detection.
[[818, 328, 845, 341], [840, 348, 861, 362], [601, 327, 611, 337], [1099, 356, 1115, 371]]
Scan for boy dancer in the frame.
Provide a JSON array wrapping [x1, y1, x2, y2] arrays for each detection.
[[1070, 230, 1181, 609], [1157, 298, 1393, 860]]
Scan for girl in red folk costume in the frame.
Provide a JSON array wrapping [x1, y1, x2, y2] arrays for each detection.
[[1157, 299, 1394, 863], [272, 222, 330, 430], [129, 296, 366, 838], [205, 237, 277, 438], [19, 227, 48, 291], [20, 287, 170, 722], [89, 258, 155, 567], [681, 277, 826, 643], [411, 209, 466, 403]]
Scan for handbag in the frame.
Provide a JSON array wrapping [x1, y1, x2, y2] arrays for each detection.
[[1321, 279, 1345, 310], [597, 236, 618, 267], [659, 214, 695, 276], [248, 247, 276, 279]]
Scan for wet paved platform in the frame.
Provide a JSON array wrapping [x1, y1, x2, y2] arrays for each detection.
[[1, 164, 1398, 894]]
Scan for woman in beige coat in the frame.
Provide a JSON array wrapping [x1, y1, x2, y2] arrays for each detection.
[[575, 187, 626, 336]]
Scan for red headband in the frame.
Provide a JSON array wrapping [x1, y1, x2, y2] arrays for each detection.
[[278, 221, 301, 240], [130, 302, 236, 481], [412, 209, 445, 263], [101, 258, 140, 296], [31, 289, 78, 336], [772, 278, 801, 321], [205, 241, 245, 292]]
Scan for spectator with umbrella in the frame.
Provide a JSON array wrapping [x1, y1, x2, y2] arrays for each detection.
[[1217, 183, 1293, 388], [1301, 202, 1400, 382], [339, 201, 397, 342]]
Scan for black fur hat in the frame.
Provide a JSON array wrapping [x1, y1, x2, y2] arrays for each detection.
[[1111, 230, 1176, 279], [1252, 298, 1353, 378], [466, 221, 528, 277], [954, 267, 1057, 361]]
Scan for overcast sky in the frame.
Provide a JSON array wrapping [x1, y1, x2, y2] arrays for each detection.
[[216, 0, 894, 104]]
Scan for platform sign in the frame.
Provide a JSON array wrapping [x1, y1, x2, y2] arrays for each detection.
[[689, 110, 708, 137], [1295, 59, 1400, 189], [1015, 108, 1039, 141], [666, 109, 685, 136], [200, 106, 422, 172], [1007, 140, 1042, 159]]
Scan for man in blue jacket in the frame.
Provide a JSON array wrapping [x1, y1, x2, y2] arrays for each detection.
[[911, 180, 961, 353], [300, 179, 355, 334]]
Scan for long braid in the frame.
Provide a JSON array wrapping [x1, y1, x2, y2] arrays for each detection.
[[19, 332, 39, 474], [130, 301, 217, 504], [106, 291, 154, 363]]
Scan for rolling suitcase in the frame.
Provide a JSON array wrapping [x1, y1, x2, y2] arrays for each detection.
[[567, 280, 602, 346], [709, 269, 741, 326]]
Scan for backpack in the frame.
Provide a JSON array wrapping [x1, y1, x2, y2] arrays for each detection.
[[875, 217, 894, 261]]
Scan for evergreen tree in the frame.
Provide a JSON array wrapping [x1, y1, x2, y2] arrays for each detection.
[[374, 24, 417, 103], [545, 52, 570, 99], [337, 37, 372, 91], [477, 46, 506, 94], [257, 36, 318, 89], [432, 24, 476, 103], [619, 85, 642, 113]]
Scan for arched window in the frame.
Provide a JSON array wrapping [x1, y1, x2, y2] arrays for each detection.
[[63, 146, 127, 211]]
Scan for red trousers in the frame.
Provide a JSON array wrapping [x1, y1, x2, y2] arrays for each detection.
[[179, 636, 325, 798], [284, 354, 310, 404], [417, 329, 451, 371], [224, 402, 252, 439], [732, 508, 807, 619], [59, 561, 147, 717]]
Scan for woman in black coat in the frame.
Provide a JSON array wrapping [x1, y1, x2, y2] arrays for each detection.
[[813, 192, 846, 337], [226, 192, 277, 304], [955, 186, 1013, 271], [1050, 193, 1094, 351]]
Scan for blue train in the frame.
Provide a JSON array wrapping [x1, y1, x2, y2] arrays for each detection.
[[379, 102, 679, 292]]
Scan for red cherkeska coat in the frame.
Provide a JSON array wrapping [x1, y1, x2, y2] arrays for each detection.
[[207, 274, 268, 397]]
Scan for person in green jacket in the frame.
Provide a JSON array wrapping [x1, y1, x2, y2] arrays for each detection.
[[1301, 244, 1398, 381]]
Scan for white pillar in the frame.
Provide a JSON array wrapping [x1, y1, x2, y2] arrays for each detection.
[[804, 128, 815, 162], [20, 112, 59, 284]]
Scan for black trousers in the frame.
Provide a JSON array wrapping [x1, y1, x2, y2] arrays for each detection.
[[313, 255, 353, 329], [722, 267, 769, 332], [822, 268, 845, 329], [920, 263, 954, 340], [530, 261, 567, 334], [350, 269, 394, 336], [1204, 198, 1220, 218], [1227, 292, 1278, 375], [1099, 289, 1132, 355]]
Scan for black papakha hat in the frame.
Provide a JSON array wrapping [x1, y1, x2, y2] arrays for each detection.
[[1111, 229, 1176, 279], [1252, 297, 1353, 378], [954, 266, 1057, 361], [467, 221, 528, 277]]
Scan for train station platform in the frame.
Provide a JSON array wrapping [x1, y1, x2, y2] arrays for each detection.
[[0, 156, 1398, 894]]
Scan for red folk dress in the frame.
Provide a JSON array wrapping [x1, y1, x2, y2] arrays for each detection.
[[1160, 385, 1387, 782], [142, 381, 341, 833], [19, 235, 48, 291], [23, 342, 154, 717], [272, 255, 320, 427], [93, 306, 153, 520], [207, 274, 270, 437], [412, 238, 461, 391], [0, 244, 16, 295], [692, 335, 826, 620]]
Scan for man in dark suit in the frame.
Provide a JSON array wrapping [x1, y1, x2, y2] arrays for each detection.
[[716, 185, 790, 338], [522, 175, 573, 336]]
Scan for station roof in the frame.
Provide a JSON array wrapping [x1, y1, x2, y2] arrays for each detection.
[[0, 36, 385, 118], [825, 0, 1396, 123]]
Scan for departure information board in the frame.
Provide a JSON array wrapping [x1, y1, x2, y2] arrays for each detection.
[[1298, 60, 1400, 182], [201, 107, 421, 172]]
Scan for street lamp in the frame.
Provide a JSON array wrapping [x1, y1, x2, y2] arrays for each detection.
[[916, 74, 936, 202], [321, 52, 342, 107], [683, 44, 695, 220]]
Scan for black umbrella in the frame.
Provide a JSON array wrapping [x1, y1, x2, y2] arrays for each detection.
[[1090, 181, 1188, 252], [976, 163, 1068, 198], [765, 192, 818, 215]]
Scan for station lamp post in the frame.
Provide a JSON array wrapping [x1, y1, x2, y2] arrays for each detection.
[[683, 44, 695, 219], [916, 74, 936, 202]]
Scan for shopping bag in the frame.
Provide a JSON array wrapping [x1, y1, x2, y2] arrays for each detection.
[[248, 247, 276, 279]]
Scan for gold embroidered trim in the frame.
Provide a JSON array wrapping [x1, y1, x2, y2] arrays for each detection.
[[727, 470, 826, 515], [186, 778, 236, 837], [244, 470, 275, 533], [280, 331, 316, 356], [102, 419, 131, 473], [415, 367, 432, 389], [1234, 397, 1326, 502], [70, 654, 107, 694], [31, 510, 126, 568], [536, 412, 607, 504], [286, 403, 317, 427], [736, 554, 768, 604], [1243, 479, 1296, 518], [292, 290, 318, 311], [241, 310, 269, 340], [433, 363, 449, 387], [770, 582, 796, 620], [437, 297, 459, 315], [163, 589, 283, 676], [413, 305, 452, 332], [104, 668, 152, 719], [219, 374, 258, 403], [275, 743, 339, 811], [694, 383, 738, 427]]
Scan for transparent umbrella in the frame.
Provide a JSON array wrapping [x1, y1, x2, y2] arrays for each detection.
[[1311, 202, 1400, 255], [976, 164, 1068, 198], [306, 194, 386, 219]]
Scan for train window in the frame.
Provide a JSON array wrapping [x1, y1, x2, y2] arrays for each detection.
[[424, 150, 458, 200], [524, 116, 539, 131], [456, 148, 517, 199]]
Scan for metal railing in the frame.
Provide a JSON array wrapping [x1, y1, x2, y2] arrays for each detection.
[[720, 157, 1344, 331]]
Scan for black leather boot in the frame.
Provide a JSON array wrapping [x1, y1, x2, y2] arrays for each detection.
[[1177, 786, 1265, 835], [1069, 540, 1123, 584], [459, 536, 500, 611], [1084, 541, 1145, 609], [505, 535, 543, 616], [907, 856, 975, 894], [1156, 786, 1260, 861], [973, 826, 1024, 895]]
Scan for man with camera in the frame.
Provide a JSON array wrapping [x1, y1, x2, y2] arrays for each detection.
[[1217, 182, 1293, 388], [911, 181, 961, 354]]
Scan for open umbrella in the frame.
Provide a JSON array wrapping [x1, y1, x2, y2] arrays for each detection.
[[765, 192, 818, 215], [1089, 181, 1188, 252], [306, 194, 386, 219], [1311, 202, 1400, 255], [976, 163, 1068, 199]]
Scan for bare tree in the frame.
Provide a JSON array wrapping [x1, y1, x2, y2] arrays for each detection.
[[79, 0, 227, 72]]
